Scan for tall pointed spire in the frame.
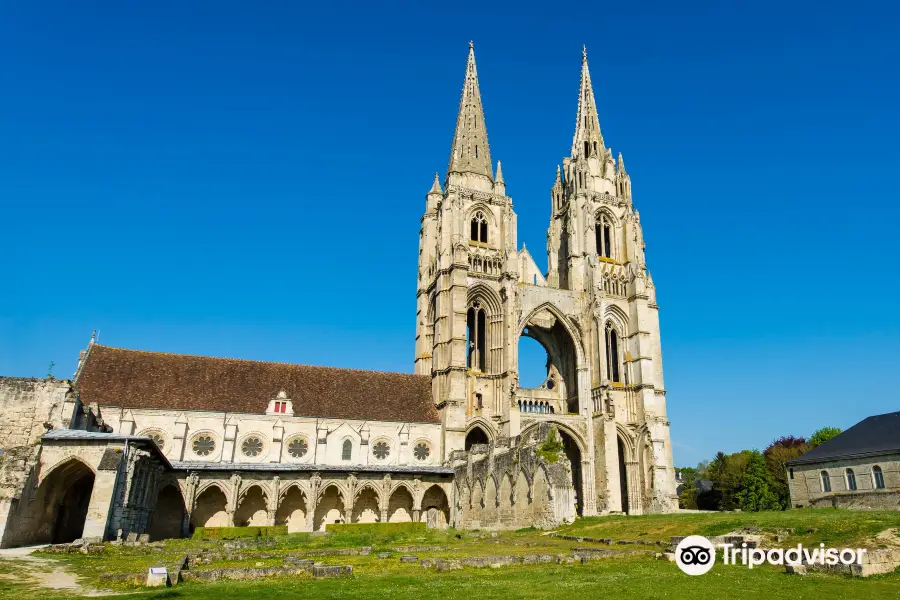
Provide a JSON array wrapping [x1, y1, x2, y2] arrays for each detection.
[[571, 45, 605, 160], [448, 42, 493, 180], [428, 172, 443, 195]]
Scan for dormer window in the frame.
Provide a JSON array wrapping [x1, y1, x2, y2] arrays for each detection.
[[266, 394, 294, 416], [470, 211, 488, 243]]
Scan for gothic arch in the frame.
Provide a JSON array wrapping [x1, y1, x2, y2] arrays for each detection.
[[467, 285, 502, 317], [465, 418, 495, 448], [517, 302, 586, 366], [237, 481, 273, 505], [38, 454, 96, 487], [278, 480, 311, 503], [603, 304, 629, 334], [354, 481, 385, 510], [519, 420, 588, 457], [467, 203, 497, 224], [193, 480, 231, 511]]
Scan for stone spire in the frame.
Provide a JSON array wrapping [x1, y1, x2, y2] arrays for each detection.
[[617, 151, 625, 173], [571, 46, 605, 160], [428, 172, 443, 196], [448, 42, 494, 181]]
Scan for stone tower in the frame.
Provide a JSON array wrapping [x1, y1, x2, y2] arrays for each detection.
[[416, 44, 677, 515]]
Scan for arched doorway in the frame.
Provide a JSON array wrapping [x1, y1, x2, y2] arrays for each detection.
[[617, 437, 630, 514], [314, 485, 344, 531], [465, 426, 490, 450], [234, 486, 268, 526], [147, 485, 186, 541], [387, 487, 414, 522], [191, 486, 229, 528], [41, 460, 96, 544], [559, 430, 583, 516], [275, 486, 308, 533]]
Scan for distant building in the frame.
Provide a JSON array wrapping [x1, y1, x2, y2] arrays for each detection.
[[786, 412, 900, 509]]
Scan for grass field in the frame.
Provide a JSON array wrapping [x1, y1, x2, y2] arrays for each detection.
[[1, 509, 898, 600]]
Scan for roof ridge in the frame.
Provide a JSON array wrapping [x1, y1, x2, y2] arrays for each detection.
[[92, 344, 427, 378]]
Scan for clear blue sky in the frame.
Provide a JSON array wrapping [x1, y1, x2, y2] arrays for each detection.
[[2, 2, 898, 467]]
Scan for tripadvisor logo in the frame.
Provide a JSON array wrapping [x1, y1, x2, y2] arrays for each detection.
[[675, 535, 868, 575], [675, 535, 716, 575]]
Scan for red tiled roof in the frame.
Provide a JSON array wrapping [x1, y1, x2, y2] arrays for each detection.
[[77, 345, 439, 423]]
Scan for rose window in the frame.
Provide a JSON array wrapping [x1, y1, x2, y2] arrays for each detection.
[[192, 435, 215, 456], [373, 441, 390, 460], [413, 442, 431, 461], [241, 437, 263, 457], [288, 437, 308, 458]]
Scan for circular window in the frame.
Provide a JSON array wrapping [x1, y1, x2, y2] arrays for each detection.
[[287, 437, 308, 459], [241, 437, 263, 457], [192, 434, 216, 457], [413, 441, 431, 462], [140, 431, 166, 450], [372, 441, 390, 460]]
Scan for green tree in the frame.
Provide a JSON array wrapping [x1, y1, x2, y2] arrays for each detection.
[[706, 450, 753, 510], [735, 450, 780, 511], [763, 436, 809, 509], [809, 426, 842, 448]]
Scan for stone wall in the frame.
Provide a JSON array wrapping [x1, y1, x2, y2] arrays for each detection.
[[452, 426, 577, 530], [788, 454, 900, 509], [0, 377, 76, 545]]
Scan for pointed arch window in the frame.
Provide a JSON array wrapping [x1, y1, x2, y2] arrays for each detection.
[[873, 466, 885, 489], [466, 300, 487, 372], [605, 322, 622, 384], [821, 470, 831, 492], [470, 211, 488, 243], [342, 439, 352, 461], [596, 213, 613, 258]]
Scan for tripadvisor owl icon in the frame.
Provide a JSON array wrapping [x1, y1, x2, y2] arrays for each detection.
[[675, 535, 716, 575]]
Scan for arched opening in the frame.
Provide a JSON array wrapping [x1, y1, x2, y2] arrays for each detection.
[[341, 439, 352, 461], [276, 487, 308, 533], [465, 426, 490, 451], [147, 485, 186, 541], [559, 430, 583, 516], [470, 211, 488, 243], [466, 303, 487, 372], [352, 487, 381, 523], [387, 487, 414, 523], [595, 213, 614, 259], [518, 312, 579, 414], [191, 486, 229, 528], [617, 437, 630, 514], [420, 485, 450, 529], [234, 486, 268, 526], [846, 469, 857, 491], [314, 485, 345, 531], [605, 323, 623, 384], [874, 466, 885, 489], [821, 471, 832, 492], [35, 459, 96, 544], [518, 335, 549, 388]]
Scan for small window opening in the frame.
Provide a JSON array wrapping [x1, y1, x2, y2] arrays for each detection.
[[846, 468, 857, 491], [475, 393, 483, 409], [342, 439, 352, 461], [789, 468, 794, 480], [584, 141, 590, 157], [821, 471, 831, 492], [475, 145, 478, 158], [874, 466, 885, 489]]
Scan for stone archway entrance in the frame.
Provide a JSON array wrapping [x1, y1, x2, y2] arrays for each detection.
[[420, 484, 450, 529], [617, 437, 630, 514], [147, 485, 186, 541], [37, 459, 96, 544]]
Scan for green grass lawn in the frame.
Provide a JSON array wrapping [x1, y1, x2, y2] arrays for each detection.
[[1, 509, 899, 600]]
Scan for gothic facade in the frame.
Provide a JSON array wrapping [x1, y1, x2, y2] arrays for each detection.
[[0, 44, 676, 548], [415, 44, 676, 516]]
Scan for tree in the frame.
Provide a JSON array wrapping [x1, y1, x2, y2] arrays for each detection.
[[809, 427, 842, 448], [736, 450, 780, 511], [763, 436, 809, 509], [706, 451, 753, 510]]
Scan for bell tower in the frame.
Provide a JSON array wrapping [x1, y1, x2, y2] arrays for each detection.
[[415, 43, 519, 458]]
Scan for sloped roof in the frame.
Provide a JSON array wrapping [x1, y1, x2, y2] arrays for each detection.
[[77, 345, 439, 424], [786, 411, 900, 465]]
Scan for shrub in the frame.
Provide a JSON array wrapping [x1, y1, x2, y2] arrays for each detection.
[[192, 525, 288, 540], [537, 426, 564, 464], [325, 522, 426, 534]]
